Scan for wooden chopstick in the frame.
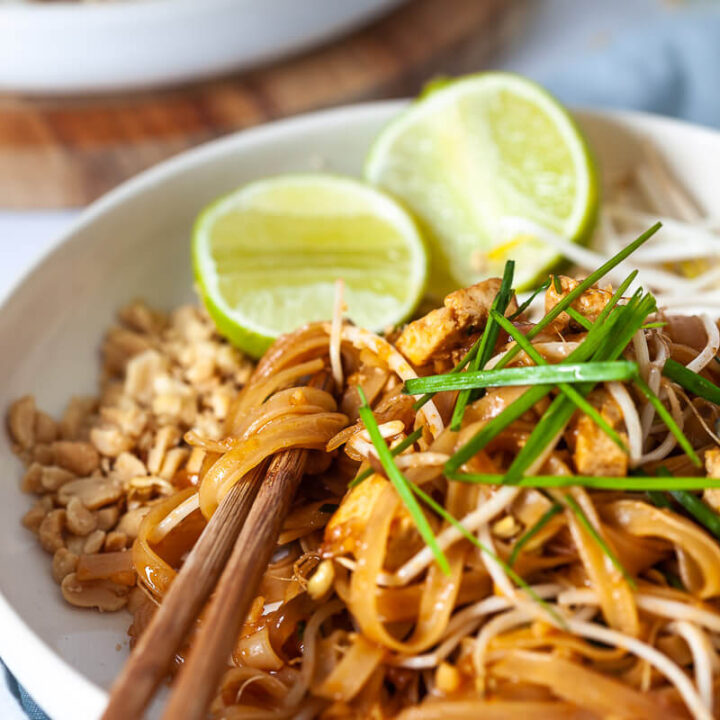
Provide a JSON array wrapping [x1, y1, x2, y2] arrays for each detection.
[[161, 448, 309, 720], [102, 461, 268, 720]]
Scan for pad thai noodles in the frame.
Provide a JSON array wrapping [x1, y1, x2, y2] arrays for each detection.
[[10, 225, 720, 718]]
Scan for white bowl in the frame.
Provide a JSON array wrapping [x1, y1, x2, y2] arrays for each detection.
[[1, 102, 720, 720], [0, 0, 405, 94]]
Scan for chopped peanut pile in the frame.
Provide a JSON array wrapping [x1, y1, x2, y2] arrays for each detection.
[[7, 301, 252, 612]]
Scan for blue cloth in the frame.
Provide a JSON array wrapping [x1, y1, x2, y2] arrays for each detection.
[[4, 6, 720, 720], [2, 661, 47, 720], [539, 8, 720, 127]]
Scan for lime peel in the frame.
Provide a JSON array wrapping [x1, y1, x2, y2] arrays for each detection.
[[192, 173, 428, 358], [365, 72, 599, 295]]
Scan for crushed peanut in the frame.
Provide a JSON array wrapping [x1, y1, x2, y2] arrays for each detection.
[[6, 300, 252, 613], [83, 529, 107, 555], [61, 573, 129, 612], [52, 548, 79, 584], [65, 497, 98, 536], [435, 662, 461, 694]]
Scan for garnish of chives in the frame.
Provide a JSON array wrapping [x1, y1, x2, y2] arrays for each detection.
[[404, 361, 638, 394], [509, 503, 563, 567], [349, 426, 424, 488], [444, 280, 640, 477], [357, 387, 450, 574], [646, 490, 673, 508], [654, 467, 720, 541], [509, 278, 551, 321], [450, 260, 515, 431], [552, 274, 563, 293], [663, 357, 720, 406], [642, 321, 667, 330], [442, 473, 720, 491], [490, 311, 631, 453], [408, 481, 566, 628], [496, 292, 656, 486], [633, 376, 701, 467], [566, 306, 593, 331], [493, 222, 660, 372], [563, 493, 636, 589]]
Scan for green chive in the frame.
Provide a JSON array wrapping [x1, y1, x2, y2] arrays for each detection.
[[490, 311, 631, 453], [669, 490, 720, 541], [444, 284, 640, 476], [634, 376, 701, 467], [509, 503, 563, 566], [357, 388, 450, 574], [591, 271, 641, 325], [646, 491, 673, 508], [408, 481, 566, 628], [563, 493, 636, 589], [494, 222, 660, 371], [489, 293, 656, 486], [444, 473, 720, 491], [404, 361, 638, 394], [652, 467, 720, 541], [663, 358, 720, 407], [509, 279, 551, 321], [641, 321, 667, 330], [450, 260, 515, 431], [349, 426, 423, 488], [553, 275, 563, 293], [566, 306, 593, 330]]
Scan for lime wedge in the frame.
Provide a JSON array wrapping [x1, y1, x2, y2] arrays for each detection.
[[365, 72, 599, 296], [192, 174, 428, 357]]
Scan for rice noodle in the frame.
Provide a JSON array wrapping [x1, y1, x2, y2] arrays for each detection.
[[148, 493, 200, 543], [330, 279, 345, 389], [323, 323, 444, 437]]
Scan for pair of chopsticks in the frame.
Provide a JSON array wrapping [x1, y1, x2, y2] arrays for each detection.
[[103, 446, 309, 719]]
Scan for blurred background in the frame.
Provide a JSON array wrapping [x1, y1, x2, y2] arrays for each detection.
[[1, 0, 719, 717]]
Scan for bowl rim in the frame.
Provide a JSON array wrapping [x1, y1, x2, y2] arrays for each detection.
[[2, 99, 720, 719], [0, 0, 407, 94], [0, 0, 257, 22]]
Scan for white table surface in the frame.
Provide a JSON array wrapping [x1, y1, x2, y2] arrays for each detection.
[[0, 0, 673, 715]]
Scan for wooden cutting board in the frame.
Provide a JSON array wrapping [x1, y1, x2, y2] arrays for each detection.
[[0, 0, 527, 209]]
